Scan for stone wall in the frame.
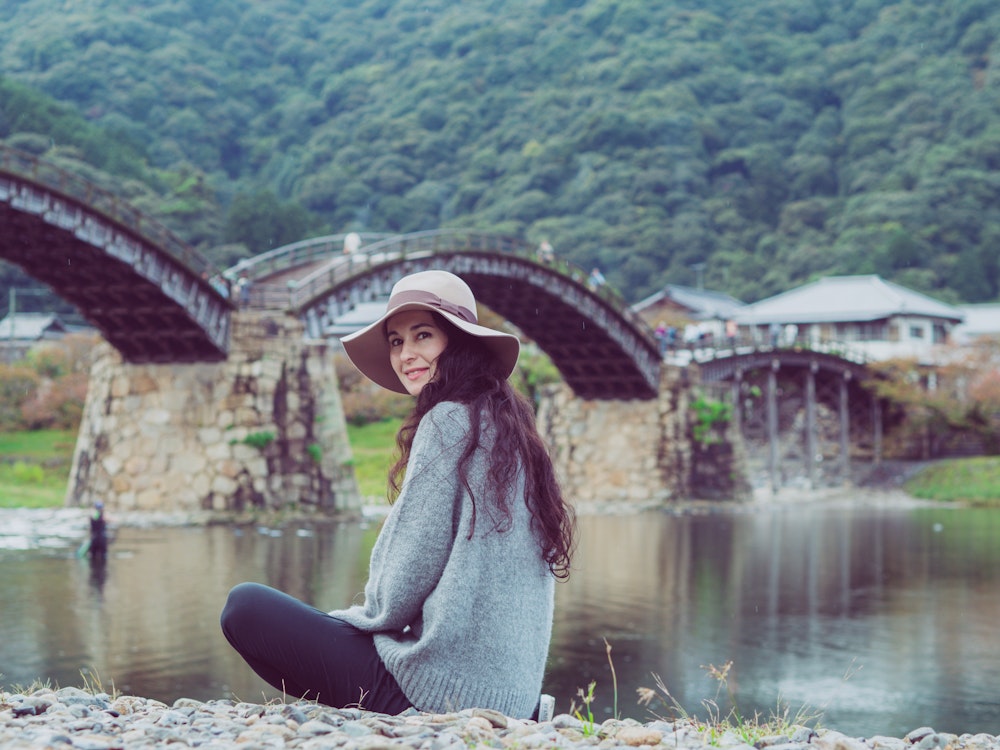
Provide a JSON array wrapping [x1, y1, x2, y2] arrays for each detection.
[[66, 310, 360, 514], [537, 365, 751, 507]]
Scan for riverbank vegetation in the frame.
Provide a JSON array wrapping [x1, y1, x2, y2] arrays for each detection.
[[345, 418, 401, 502], [4, 424, 998, 509], [867, 339, 1000, 458], [637, 661, 822, 745], [0, 429, 75, 508], [904, 456, 1000, 505]]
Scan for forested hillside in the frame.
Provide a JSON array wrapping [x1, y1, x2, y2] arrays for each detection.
[[1, 0, 999, 308]]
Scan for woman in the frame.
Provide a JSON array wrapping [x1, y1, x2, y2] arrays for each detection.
[[221, 269, 575, 718]]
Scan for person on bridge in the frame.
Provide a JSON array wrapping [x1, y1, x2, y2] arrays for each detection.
[[221, 269, 575, 719]]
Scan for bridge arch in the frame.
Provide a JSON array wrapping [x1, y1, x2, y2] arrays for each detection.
[[256, 230, 662, 400], [0, 145, 231, 362], [694, 344, 883, 490]]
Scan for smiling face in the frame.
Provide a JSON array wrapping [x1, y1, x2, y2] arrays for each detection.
[[386, 309, 450, 396]]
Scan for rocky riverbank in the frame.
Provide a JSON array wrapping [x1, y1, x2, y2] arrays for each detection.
[[2, 687, 997, 750]]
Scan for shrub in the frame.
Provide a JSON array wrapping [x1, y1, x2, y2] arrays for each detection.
[[12, 461, 45, 484], [334, 352, 412, 426], [307, 443, 322, 463], [19, 371, 89, 430], [690, 393, 733, 447], [0, 365, 41, 430]]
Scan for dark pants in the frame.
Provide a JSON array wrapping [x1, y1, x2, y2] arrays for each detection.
[[220, 582, 412, 714]]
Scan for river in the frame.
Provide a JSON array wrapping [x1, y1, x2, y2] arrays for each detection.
[[1, 494, 998, 737]]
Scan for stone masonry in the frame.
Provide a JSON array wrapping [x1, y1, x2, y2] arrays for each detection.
[[536, 365, 751, 507], [66, 310, 361, 514]]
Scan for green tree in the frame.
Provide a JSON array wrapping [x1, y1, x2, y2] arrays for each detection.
[[223, 191, 314, 254]]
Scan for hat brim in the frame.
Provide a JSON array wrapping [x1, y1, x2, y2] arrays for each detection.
[[341, 302, 521, 394]]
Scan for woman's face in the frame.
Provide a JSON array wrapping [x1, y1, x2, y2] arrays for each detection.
[[386, 310, 450, 396]]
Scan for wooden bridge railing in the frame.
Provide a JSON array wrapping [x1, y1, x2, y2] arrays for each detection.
[[225, 232, 396, 283], [243, 228, 656, 340], [0, 144, 220, 283]]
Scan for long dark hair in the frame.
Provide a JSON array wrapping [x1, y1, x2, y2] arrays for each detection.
[[388, 314, 575, 579]]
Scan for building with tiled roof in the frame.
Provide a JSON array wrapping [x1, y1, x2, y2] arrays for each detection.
[[733, 275, 964, 363]]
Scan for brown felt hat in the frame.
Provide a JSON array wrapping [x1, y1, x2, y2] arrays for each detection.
[[341, 270, 520, 394]]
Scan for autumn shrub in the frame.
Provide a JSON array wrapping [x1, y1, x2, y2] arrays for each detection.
[[25, 344, 71, 378], [0, 334, 97, 431], [19, 371, 89, 430], [868, 342, 1000, 458], [334, 351, 412, 426], [0, 364, 40, 431]]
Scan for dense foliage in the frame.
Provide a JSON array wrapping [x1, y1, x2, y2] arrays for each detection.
[[0, 334, 94, 431], [1, 0, 999, 308]]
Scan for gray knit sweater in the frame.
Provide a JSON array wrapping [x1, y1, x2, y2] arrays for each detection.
[[329, 401, 554, 719]]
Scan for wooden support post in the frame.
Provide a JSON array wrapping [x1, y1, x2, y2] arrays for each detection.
[[806, 363, 817, 489], [731, 369, 743, 437], [768, 360, 780, 494], [873, 397, 882, 466], [839, 371, 851, 485]]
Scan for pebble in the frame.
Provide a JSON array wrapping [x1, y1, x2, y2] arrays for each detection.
[[1, 687, 998, 750]]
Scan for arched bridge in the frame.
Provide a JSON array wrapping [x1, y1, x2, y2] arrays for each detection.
[[235, 230, 662, 400], [0, 145, 231, 362], [690, 341, 883, 490], [0, 144, 656, 398]]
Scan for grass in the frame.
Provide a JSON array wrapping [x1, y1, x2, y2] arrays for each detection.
[[0, 429, 76, 508], [572, 645, 822, 745], [4, 424, 998, 511], [904, 456, 1000, 505], [636, 661, 822, 746], [0, 429, 77, 460], [0, 422, 404, 509], [3, 668, 119, 700], [345, 418, 401, 501]]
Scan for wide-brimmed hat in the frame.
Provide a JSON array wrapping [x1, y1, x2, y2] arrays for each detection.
[[341, 270, 520, 394]]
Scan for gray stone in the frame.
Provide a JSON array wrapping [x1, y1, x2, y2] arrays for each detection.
[[915, 733, 960, 750], [299, 719, 336, 736], [791, 728, 820, 744], [154, 709, 191, 727], [281, 704, 310, 725], [67, 734, 121, 750], [868, 735, 907, 750], [0, 690, 998, 750], [472, 707, 509, 729], [429, 731, 468, 750], [905, 728, 937, 743], [755, 736, 793, 748], [552, 713, 585, 730], [172, 697, 205, 710], [341, 720, 375, 737]]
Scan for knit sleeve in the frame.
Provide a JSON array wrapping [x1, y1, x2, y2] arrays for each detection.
[[330, 402, 470, 632]]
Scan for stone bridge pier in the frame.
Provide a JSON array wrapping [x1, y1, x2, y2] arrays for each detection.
[[537, 366, 752, 508], [67, 311, 360, 515]]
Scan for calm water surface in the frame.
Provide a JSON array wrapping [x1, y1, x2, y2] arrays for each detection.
[[1, 502, 998, 737]]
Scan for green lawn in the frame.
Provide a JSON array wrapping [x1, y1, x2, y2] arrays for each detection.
[[0, 423, 403, 509], [346, 418, 401, 502], [904, 456, 1000, 505], [7, 424, 997, 509], [0, 429, 77, 508]]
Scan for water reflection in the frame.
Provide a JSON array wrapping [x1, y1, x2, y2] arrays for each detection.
[[87, 554, 108, 595], [1, 505, 998, 737], [547, 506, 1000, 736]]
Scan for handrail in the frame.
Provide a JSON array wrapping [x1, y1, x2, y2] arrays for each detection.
[[682, 336, 871, 367], [0, 144, 221, 283], [222, 232, 397, 281], [278, 228, 656, 340], [0, 146, 654, 346]]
